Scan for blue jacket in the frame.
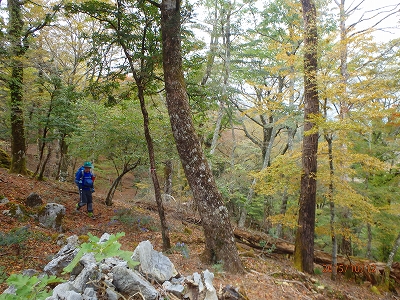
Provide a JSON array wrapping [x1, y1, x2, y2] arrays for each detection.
[[75, 167, 94, 190]]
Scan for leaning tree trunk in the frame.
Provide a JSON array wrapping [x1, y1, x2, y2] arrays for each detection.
[[56, 134, 69, 182], [385, 232, 400, 290], [294, 0, 319, 274], [161, 0, 243, 273], [38, 144, 52, 181], [8, 0, 28, 175], [137, 87, 171, 251], [105, 160, 140, 206]]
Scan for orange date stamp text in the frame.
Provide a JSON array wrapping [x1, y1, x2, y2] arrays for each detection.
[[322, 264, 376, 273]]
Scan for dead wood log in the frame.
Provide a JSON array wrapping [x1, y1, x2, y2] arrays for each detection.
[[233, 228, 400, 286]]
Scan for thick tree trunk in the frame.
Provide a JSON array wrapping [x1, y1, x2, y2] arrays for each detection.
[[8, 0, 28, 175], [294, 0, 319, 274], [161, 0, 243, 273]]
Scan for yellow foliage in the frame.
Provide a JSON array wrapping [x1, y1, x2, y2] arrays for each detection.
[[253, 152, 301, 197], [183, 227, 193, 235], [134, 182, 149, 190], [370, 286, 381, 295], [386, 203, 400, 215], [268, 206, 298, 229]]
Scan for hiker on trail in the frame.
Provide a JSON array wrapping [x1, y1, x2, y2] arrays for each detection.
[[75, 161, 96, 218]]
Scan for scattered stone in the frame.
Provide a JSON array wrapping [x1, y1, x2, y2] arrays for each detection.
[[0, 197, 9, 205], [185, 270, 218, 300], [25, 192, 43, 207], [310, 277, 318, 284], [112, 266, 159, 300], [220, 285, 249, 300], [56, 234, 67, 246], [3, 235, 229, 300], [37, 203, 65, 232], [163, 280, 185, 298], [106, 287, 119, 300], [2, 203, 24, 217], [132, 240, 178, 283], [363, 281, 372, 287], [44, 235, 80, 276]]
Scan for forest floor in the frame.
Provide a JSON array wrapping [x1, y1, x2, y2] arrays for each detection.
[[0, 167, 398, 300]]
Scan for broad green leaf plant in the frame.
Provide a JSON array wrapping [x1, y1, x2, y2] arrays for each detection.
[[63, 232, 139, 274], [0, 232, 138, 300], [0, 274, 64, 300]]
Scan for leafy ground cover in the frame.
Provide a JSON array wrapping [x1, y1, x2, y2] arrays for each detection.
[[0, 167, 395, 299]]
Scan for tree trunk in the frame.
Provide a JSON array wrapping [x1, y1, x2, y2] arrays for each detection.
[[294, 0, 319, 274], [238, 117, 276, 228], [164, 160, 173, 196], [276, 187, 288, 238], [326, 134, 337, 281], [38, 144, 52, 181], [161, 0, 243, 273], [209, 101, 224, 157], [209, 2, 231, 161], [57, 135, 69, 182], [277, 117, 297, 238], [8, 0, 28, 175], [200, 0, 219, 86], [105, 161, 140, 206], [340, 214, 352, 256], [137, 86, 171, 251], [110, 0, 171, 251], [229, 108, 236, 168], [366, 223, 372, 260], [384, 232, 400, 289]]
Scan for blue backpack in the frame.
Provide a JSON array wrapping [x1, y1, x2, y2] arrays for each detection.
[[75, 166, 94, 187]]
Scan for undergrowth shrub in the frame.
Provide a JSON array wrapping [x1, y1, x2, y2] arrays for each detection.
[[0, 274, 64, 300], [0, 227, 30, 247], [0, 266, 7, 284], [170, 242, 190, 258], [111, 208, 157, 231]]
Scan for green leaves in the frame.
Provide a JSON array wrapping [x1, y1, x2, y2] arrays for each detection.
[[63, 232, 139, 274], [0, 274, 64, 300]]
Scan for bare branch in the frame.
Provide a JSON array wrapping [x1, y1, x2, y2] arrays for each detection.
[[241, 122, 262, 148], [229, 98, 264, 127], [146, 0, 161, 8], [347, 3, 400, 37]]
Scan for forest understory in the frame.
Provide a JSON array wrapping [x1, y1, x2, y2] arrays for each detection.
[[0, 167, 398, 300]]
